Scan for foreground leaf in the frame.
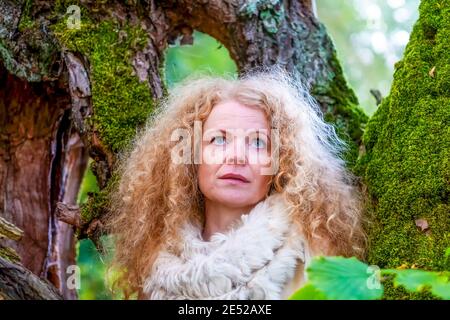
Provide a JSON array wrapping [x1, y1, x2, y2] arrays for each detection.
[[306, 256, 383, 300], [289, 283, 327, 300], [383, 269, 450, 300]]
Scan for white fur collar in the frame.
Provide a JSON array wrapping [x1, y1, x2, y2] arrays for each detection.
[[143, 193, 310, 299]]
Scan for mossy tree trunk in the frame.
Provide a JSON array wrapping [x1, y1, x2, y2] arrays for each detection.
[[0, 0, 365, 299], [357, 0, 450, 299]]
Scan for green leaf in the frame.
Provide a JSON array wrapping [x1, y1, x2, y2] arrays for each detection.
[[383, 269, 450, 300], [306, 256, 383, 300], [288, 283, 327, 300], [432, 278, 450, 300], [383, 269, 437, 292]]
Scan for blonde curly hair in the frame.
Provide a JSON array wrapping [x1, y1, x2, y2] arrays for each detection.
[[106, 67, 367, 298]]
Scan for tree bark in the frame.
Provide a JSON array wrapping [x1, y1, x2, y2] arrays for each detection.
[[0, 256, 62, 300], [0, 0, 366, 299], [0, 62, 87, 299]]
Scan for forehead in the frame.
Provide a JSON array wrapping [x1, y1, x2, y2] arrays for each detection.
[[203, 100, 269, 130]]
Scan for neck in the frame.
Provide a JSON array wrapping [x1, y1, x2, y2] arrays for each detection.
[[202, 200, 254, 241]]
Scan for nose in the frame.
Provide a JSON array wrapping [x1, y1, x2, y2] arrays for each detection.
[[225, 136, 247, 165]]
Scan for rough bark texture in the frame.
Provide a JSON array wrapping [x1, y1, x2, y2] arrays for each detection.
[[356, 0, 450, 299], [0, 1, 88, 299], [0, 207, 62, 299], [0, 0, 365, 299], [0, 64, 86, 299], [0, 256, 63, 300]]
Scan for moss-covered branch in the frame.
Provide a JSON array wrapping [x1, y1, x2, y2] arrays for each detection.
[[0, 217, 23, 264], [0, 216, 23, 241]]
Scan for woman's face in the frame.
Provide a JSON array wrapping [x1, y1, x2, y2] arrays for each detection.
[[198, 100, 272, 208]]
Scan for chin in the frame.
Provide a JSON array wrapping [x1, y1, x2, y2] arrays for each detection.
[[214, 192, 257, 208]]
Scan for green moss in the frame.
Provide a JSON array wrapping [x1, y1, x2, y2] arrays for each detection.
[[0, 217, 22, 264], [17, 0, 36, 32], [80, 167, 120, 224], [358, 0, 450, 299], [51, 4, 154, 153], [0, 246, 21, 264], [50, 3, 154, 230], [312, 42, 368, 167], [80, 183, 108, 223]]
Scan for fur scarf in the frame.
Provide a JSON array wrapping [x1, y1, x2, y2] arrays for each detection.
[[143, 193, 311, 300]]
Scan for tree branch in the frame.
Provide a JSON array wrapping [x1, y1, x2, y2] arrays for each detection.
[[0, 256, 63, 300], [55, 202, 81, 228], [0, 216, 23, 241], [55, 202, 105, 251]]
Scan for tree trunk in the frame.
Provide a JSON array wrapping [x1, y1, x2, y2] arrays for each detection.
[[0, 63, 87, 299], [357, 0, 450, 299], [0, 0, 365, 299]]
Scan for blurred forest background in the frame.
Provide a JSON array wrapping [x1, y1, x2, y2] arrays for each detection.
[[76, 0, 420, 299]]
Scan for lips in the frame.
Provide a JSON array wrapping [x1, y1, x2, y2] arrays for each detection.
[[218, 173, 250, 183]]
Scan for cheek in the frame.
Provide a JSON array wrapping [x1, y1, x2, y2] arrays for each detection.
[[249, 164, 272, 192], [198, 163, 217, 190]]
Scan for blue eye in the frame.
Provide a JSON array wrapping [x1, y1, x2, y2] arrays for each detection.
[[211, 135, 226, 145], [251, 137, 266, 149]]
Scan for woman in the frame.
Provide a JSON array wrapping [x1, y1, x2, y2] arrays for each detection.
[[106, 67, 366, 300]]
